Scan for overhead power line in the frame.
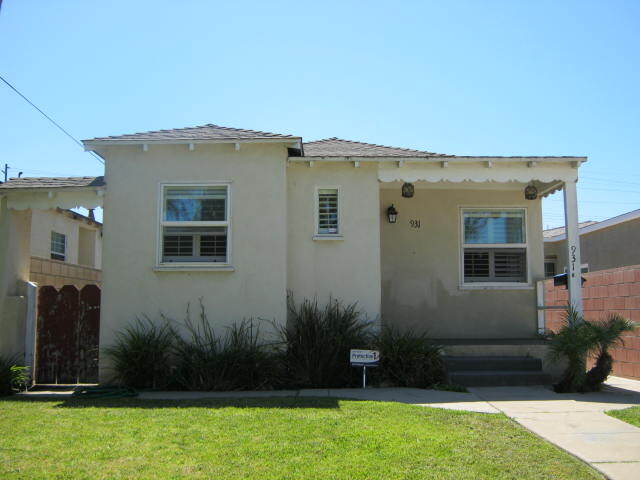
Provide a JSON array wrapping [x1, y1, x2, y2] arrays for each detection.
[[0, 74, 104, 165]]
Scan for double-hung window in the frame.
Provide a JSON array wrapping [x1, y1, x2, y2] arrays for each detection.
[[51, 231, 66, 261], [461, 208, 528, 285], [316, 188, 340, 236], [159, 184, 230, 264]]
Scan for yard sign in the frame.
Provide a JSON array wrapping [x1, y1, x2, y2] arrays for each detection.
[[350, 349, 380, 388]]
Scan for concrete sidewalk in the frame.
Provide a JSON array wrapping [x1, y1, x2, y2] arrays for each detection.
[[469, 377, 640, 480]]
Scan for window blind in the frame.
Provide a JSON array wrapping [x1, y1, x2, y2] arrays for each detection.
[[318, 189, 339, 234]]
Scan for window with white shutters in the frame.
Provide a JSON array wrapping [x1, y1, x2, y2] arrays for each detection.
[[317, 188, 339, 235], [160, 185, 230, 264], [51, 231, 66, 261], [461, 209, 527, 284]]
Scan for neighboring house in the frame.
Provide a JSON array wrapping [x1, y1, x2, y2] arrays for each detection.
[[544, 209, 640, 277], [0, 177, 104, 361], [80, 124, 588, 383]]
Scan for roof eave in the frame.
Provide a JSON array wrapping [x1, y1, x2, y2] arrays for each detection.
[[0, 185, 106, 194], [83, 137, 302, 150], [290, 156, 587, 163]]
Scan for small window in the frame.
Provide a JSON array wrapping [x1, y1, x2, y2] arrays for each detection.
[[544, 261, 556, 278], [461, 209, 527, 284], [51, 231, 66, 261], [317, 188, 339, 235], [160, 185, 230, 264]]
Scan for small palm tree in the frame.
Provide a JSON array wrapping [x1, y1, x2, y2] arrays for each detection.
[[548, 306, 596, 393], [585, 314, 637, 390]]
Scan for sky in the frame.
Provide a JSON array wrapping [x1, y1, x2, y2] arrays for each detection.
[[1, 0, 639, 228]]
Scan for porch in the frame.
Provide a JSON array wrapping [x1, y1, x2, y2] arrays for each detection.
[[374, 158, 585, 340]]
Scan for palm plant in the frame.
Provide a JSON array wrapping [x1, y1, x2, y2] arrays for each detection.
[[0, 355, 29, 396], [548, 306, 596, 393], [585, 314, 637, 390]]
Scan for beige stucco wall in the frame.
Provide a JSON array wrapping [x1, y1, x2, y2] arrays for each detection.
[[380, 185, 544, 339], [98, 143, 289, 377], [287, 163, 381, 322], [0, 198, 31, 357], [545, 217, 640, 273], [29, 209, 102, 268]]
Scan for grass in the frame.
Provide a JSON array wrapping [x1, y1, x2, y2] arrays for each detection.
[[606, 406, 640, 428], [0, 397, 602, 480]]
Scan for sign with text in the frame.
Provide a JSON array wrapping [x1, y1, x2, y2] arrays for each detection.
[[350, 349, 380, 367]]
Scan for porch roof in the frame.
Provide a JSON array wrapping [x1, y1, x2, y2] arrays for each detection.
[[0, 176, 104, 210]]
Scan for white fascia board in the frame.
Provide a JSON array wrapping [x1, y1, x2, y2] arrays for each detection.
[[83, 137, 302, 151], [544, 208, 640, 242], [288, 156, 587, 164]]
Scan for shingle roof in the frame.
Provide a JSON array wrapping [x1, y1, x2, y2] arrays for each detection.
[[302, 138, 450, 157], [84, 124, 299, 143], [0, 176, 105, 190], [543, 221, 598, 238]]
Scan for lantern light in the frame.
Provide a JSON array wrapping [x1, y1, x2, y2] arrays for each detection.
[[401, 182, 415, 198], [524, 184, 538, 200], [387, 204, 398, 223]]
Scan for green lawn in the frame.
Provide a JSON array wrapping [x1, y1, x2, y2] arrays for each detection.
[[1, 396, 602, 480], [606, 406, 640, 428]]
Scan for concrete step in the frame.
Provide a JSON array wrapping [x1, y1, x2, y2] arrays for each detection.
[[444, 355, 542, 372], [449, 370, 552, 387]]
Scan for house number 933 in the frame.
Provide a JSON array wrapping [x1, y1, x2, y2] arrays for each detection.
[[409, 219, 421, 229]]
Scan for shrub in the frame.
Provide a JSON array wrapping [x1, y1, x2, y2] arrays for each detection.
[[548, 306, 595, 393], [585, 314, 637, 390], [278, 295, 372, 388], [373, 325, 445, 388], [0, 355, 28, 396], [548, 307, 637, 393], [103, 316, 175, 389], [172, 303, 283, 391]]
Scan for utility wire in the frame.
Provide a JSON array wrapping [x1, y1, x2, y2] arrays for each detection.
[[0, 74, 104, 165]]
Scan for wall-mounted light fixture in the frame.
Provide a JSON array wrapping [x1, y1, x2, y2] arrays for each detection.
[[401, 182, 415, 198], [524, 183, 538, 200], [387, 204, 398, 223]]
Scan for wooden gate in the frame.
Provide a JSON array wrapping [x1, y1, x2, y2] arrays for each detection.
[[35, 284, 100, 384]]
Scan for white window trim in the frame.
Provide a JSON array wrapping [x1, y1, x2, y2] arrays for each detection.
[[458, 206, 531, 289], [50, 231, 67, 262], [313, 186, 343, 240], [156, 182, 233, 270]]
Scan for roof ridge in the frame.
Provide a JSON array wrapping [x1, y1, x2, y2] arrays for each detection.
[[85, 124, 298, 142], [303, 137, 442, 155]]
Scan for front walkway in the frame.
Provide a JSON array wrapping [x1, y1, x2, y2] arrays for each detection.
[[468, 377, 640, 480]]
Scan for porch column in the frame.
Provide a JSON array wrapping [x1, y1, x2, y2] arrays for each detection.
[[562, 180, 583, 314]]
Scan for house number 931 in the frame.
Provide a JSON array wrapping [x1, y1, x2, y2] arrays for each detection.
[[409, 219, 421, 229]]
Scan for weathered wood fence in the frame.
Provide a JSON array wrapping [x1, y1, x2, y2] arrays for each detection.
[[35, 284, 100, 384]]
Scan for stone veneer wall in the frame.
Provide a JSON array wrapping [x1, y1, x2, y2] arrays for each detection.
[[544, 264, 640, 379], [29, 256, 101, 289]]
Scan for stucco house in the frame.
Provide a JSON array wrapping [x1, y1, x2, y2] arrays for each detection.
[[0, 177, 104, 363], [78, 124, 587, 384], [544, 208, 640, 277]]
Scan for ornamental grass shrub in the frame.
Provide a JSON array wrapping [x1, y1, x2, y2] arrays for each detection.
[[103, 316, 175, 389], [277, 295, 372, 388], [172, 303, 284, 391], [105, 296, 447, 391], [373, 325, 446, 388]]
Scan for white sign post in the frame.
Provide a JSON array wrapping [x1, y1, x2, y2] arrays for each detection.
[[350, 349, 380, 388]]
